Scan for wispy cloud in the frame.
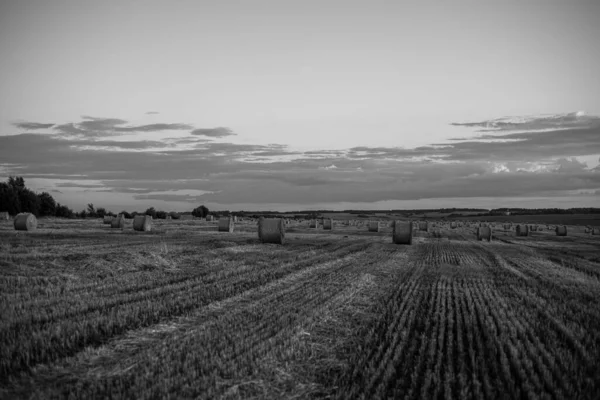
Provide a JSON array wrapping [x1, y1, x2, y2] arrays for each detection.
[[12, 122, 55, 130], [145, 111, 159, 115], [190, 127, 236, 137], [450, 111, 599, 132]]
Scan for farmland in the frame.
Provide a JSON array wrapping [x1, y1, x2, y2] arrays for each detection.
[[1, 218, 599, 399]]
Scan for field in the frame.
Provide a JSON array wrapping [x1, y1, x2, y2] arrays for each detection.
[[1, 218, 600, 399]]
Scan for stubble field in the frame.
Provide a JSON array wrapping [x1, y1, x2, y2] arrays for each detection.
[[1, 218, 599, 399]]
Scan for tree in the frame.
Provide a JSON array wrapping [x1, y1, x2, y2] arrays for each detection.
[[0, 182, 20, 215], [55, 203, 74, 218], [145, 207, 157, 218], [18, 188, 40, 216], [8, 176, 25, 190], [96, 207, 107, 218], [169, 212, 181, 220], [86, 203, 96, 217], [155, 210, 167, 219], [192, 205, 209, 218], [37, 192, 57, 217], [120, 210, 132, 219]]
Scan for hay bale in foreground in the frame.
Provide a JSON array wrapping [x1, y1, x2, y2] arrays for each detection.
[[555, 225, 567, 236], [258, 217, 285, 244], [133, 215, 152, 232], [516, 225, 529, 236], [14, 213, 37, 231], [0, 211, 9, 220], [111, 215, 125, 229], [392, 221, 412, 244], [368, 221, 379, 232], [103, 216, 113, 224], [418, 221, 428, 232], [323, 218, 333, 230], [218, 218, 234, 233], [477, 226, 492, 242]]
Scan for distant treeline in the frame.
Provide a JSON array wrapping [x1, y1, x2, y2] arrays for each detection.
[[0, 176, 214, 219], [3, 176, 598, 219], [487, 208, 600, 215]]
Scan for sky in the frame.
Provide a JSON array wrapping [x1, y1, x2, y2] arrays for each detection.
[[0, 0, 599, 212]]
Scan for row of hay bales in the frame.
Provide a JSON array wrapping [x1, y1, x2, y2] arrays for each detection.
[[257, 218, 414, 245]]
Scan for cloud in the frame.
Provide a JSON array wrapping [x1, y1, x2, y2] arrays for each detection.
[[450, 111, 600, 132], [50, 117, 193, 137], [145, 111, 159, 115], [190, 127, 236, 137], [12, 122, 55, 130], [116, 123, 193, 132]]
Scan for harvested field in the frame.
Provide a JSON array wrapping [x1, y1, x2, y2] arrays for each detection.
[[0, 218, 599, 399]]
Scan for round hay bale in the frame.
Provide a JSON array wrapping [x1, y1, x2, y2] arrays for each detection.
[[309, 220, 318, 228], [418, 221, 428, 232], [368, 221, 379, 232], [111, 215, 125, 229], [323, 218, 333, 230], [450, 222, 457, 229], [14, 213, 37, 231], [555, 225, 567, 236], [392, 220, 412, 245], [0, 211, 10, 220], [503, 223, 511, 230], [133, 215, 152, 232], [103, 216, 113, 224], [516, 225, 528, 236], [477, 226, 492, 241], [592, 228, 600, 235], [206, 215, 214, 222], [218, 218, 234, 233], [258, 217, 285, 244]]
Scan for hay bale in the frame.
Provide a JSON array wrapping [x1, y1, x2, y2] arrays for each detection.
[[133, 215, 152, 232], [477, 226, 492, 242], [503, 223, 511, 230], [418, 221, 428, 232], [450, 222, 457, 229], [111, 215, 125, 229], [206, 215, 214, 222], [103, 216, 113, 224], [392, 220, 412, 244], [309, 220, 317, 228], [0, 211, 9, 220], [258, 217, 285, 244], [14, 213, 37, 231], [218, 218, 234, 233], [368, 221, 380, 232], [592, 228, 600, 235], [323, 218, 333, 230], [555, 225, 567, 236], [516, 225, 528, 236]]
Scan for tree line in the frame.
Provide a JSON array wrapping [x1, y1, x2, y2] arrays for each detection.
[[0, 177, 211, 219]]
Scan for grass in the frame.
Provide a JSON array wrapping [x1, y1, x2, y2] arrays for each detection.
[[0, 217, 599, 399]]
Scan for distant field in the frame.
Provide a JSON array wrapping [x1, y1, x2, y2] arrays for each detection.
[[1, 218, 599, 399]]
